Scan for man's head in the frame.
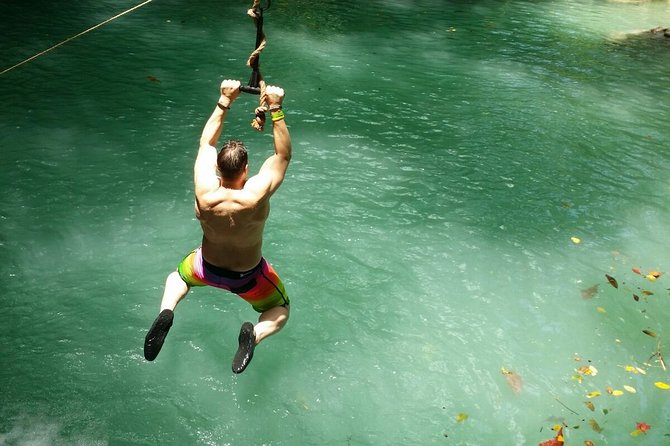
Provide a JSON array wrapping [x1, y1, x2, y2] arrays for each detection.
[[217, 140, 248, 183]]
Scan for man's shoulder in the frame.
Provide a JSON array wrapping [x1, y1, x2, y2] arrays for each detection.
[[198, 187, 260, 211], [243, 172, 274, 196]]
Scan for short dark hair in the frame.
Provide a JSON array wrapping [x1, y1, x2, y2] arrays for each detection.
[[217, 140, 248, 179]]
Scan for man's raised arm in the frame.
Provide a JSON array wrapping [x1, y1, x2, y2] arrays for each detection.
[[194, 80, 241, 195], [250, 86, 292, 197]]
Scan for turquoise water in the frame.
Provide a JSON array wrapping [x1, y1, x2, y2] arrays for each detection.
[[1, 0, 669, 444]]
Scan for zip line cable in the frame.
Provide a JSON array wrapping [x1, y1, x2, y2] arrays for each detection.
[[1, 0, 153, 76]]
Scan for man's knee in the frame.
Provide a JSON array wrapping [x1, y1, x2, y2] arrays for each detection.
[[261, 304, 289, 325]]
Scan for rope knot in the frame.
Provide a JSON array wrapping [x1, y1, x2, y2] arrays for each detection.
[[250, 80, 268, 132]]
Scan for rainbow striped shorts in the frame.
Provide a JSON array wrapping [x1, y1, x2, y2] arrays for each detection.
[[177, 248, 289, 313]]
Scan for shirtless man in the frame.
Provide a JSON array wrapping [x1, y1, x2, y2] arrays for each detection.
[[144, 79, 291, 374]]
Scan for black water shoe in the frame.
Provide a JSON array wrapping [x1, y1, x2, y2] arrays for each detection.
[[144, 309, 174, 361], [232, 322, 256, 374]]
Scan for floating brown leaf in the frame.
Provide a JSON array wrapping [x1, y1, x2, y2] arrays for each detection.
[[501, 368, 523, 393], [642, 329, 657, 337], [605, 274, 618, 288], [589, 419, 603, 433], [581, 285, 599, 299], [585, 401, 595, 411], [633, 294, 640, 301]]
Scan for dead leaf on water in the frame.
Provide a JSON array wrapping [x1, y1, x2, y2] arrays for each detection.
[[455, 412, 468, 422], [577, 365, 598, 376], [605, 274, 618, 288], [581, 284, 599, 299], [501, 367, 523, 393], [589, 419, 603, 433], [642, 329, 657, 337]]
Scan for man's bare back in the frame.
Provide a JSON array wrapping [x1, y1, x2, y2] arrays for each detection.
[[196, 186, 270, 271]]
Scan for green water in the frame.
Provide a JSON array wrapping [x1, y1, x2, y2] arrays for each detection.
[[1, 0, 669, 444]]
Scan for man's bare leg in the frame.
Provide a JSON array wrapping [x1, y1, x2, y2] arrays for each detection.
[[160, 270, 190, 311], [144, 271, 190, 361], [232, 305, 290, 373], [255, 304, 290, 344]]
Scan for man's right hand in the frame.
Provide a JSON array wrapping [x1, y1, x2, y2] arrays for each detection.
[[265, 85, 285, 109], [220, 79, 241, 108]]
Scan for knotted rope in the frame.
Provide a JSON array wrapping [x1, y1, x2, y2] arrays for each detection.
[[247, 0, 268, 131]]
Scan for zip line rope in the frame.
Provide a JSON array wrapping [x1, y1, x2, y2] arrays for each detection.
[[242, 0, 271, 132], [0, 0, 153, 76]]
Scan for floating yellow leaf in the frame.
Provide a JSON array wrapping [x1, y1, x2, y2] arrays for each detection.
[[624, 365, 638, 373], [455, 413, 468, 422], [577, 365, 598, 376], [586, 391, 601, 398], [645, 274, 657, 282], [585, 401, 595, 411], [623, 385, 636, 393], [611, 390, 624, 396], [596, 307, 606, 313], [571, 236, 581, 244], [654, 381, 670, 390]]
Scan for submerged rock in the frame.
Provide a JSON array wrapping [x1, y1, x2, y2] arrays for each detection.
[[609, 26, 670, 42]]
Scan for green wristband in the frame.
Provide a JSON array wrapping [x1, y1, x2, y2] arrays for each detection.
[[271, 110, 285, 122]]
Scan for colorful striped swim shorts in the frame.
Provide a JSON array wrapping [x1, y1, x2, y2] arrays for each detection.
[[177, 248, 289, 313]]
